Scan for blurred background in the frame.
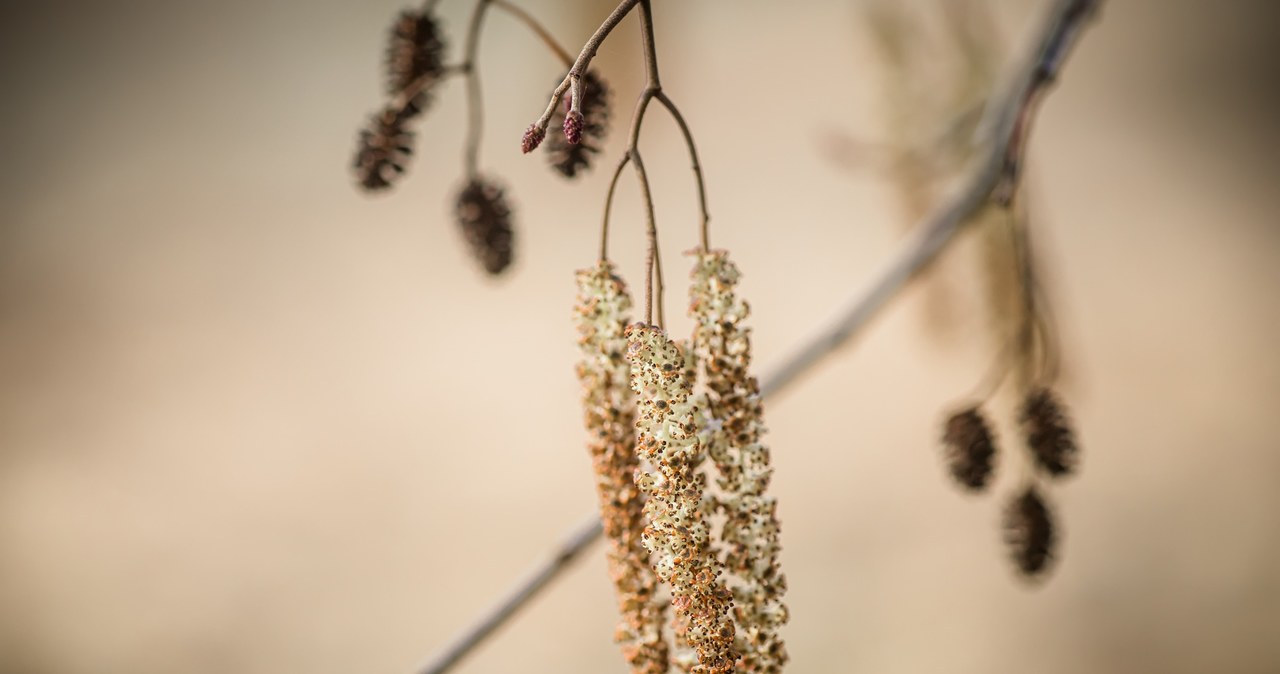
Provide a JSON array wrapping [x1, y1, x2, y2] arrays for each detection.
[[2, 0, 1279, 672]]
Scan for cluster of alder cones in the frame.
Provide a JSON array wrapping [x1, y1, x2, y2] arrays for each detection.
[[350, 2, 1093, 671], [941, 387, 1079, 578], [352, 5, 611, 276]]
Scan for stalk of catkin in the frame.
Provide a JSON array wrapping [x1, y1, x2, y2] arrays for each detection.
[[575, 263, 669, 674], [689, 250, 789, 673], [627, 323, 739, 674]]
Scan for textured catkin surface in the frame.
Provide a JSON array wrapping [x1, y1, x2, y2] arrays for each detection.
[[627, 324, 737, 674], [689, 251, 788, 673], [574, 263, 668, 674], [1, 1, 1280, 674]]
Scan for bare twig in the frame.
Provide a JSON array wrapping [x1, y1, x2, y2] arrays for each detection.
[[490, 0, 574, 67], [530, 0, 641, 135], [460, 0, 492, 179], [413, 517, 603, 674], [415, 1, 1100, 672]]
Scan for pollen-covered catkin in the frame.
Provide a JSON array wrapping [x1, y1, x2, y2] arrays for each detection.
[[627, 324, 739, 674], [574, 264, 669, 674], [689, 251, 789, 674]]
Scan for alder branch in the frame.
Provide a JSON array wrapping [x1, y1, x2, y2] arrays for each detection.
[[530, 0, 641, 136], [413, 1, 1100, 672]]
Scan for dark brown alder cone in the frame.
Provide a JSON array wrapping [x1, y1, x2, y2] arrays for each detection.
[[546, 71, 611, 178], [353, 107, 414, 191], [1021, 387, 1078, 477], [454, 178, 514, 275], [941, 407, 997, 491], [385, 9, 447, 115], [1002, 486, 1055, 577]]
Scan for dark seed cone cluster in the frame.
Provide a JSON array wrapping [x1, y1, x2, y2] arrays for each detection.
[[547, 71, 611, 178], [1021, 387, 1078, 477], [454, 178, 514, 275], [354, 107, 415, 191], [1003, 486, 1056, 577], [689, 251, 788, 674], [941, 407, 997, 491], [628, 324, 739, 674], [575, 264, 670, 674], [385, 9, 447, 113]]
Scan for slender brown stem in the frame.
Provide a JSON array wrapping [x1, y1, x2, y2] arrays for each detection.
[[461, 0, 493, 179], [413, 2, 1101, 673], [654, 91, 711, 252], [599, 154, 632, 263], [632, 149, 664, 326], [490, 0, 574, 67]]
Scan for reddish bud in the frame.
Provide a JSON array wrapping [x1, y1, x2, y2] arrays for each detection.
[[563, 109, 584, 145], [521, 124, 545, 154]]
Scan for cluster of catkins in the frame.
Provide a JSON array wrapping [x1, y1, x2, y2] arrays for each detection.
[[574, 253, 788, 674], [352, 4, 612, 276]]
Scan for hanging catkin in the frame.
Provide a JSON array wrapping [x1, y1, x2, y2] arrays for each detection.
[[689, 250, 789, 673], [627, 323, 739, 674], [574, 263, 669, 674]]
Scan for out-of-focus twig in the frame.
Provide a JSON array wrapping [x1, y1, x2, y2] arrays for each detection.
[[413, 1, 1100, 672]]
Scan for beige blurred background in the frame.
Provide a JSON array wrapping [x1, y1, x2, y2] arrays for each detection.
[[2, 0, 1279, 672]]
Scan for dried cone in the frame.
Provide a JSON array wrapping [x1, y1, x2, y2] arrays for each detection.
[[353, 107, 414, 191], [627, 324, 739, 674], [574, 263, 670, 674], [546, 71, 611, 178], [1021, 387, 1078, 477], [385, 9, 447, 115], [453, 178, 514, 275], [689, 250, 788, 674], [941, 407, 997, 491], [1003, 485, 1056, 577]]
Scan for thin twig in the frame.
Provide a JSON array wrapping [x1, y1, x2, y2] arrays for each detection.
[[460, 0, 492, 179], [413, 1, 1100, 672], [530, 0, 641, 135], [654, 91, 711, 252], [490, 0, 574, 68], [413, 517, 603, 674]]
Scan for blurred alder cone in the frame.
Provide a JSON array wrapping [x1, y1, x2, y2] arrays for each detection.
[[574, 263, 669, 674], [1003, 485, 1056, 577], [454, 178, 514, 275], [1021, 388, 1078, 477], [386, 9, 447, 115], [353, 107, 414, 191], [941, 407, 998, 491]]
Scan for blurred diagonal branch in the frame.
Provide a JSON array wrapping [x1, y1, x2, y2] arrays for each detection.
[[415, 1, 1100, 672]]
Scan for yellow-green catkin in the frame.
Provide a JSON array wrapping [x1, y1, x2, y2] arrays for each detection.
[[575, 263, 669, 674], [689, 250, 789, 673], [627, 323, 739, 674]]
